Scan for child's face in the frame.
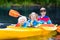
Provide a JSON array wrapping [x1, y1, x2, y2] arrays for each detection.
[[19, 19, 25, 24], [30, 14, 37, 20], [40, 10, 46, 16]]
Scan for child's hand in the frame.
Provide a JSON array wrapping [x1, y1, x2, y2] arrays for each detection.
[[15, 23, 21, 27]]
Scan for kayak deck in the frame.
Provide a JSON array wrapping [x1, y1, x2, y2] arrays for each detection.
[[0, 28, 51, 39]]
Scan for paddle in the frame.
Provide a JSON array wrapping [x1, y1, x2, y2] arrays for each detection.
[[9, 9, 22, 18], [9, 9, 30, 19]]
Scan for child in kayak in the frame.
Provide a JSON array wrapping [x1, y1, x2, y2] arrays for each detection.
[[16, 16, 29, 28], [37, 7, 52, 24], [28, 12, 39, 27]]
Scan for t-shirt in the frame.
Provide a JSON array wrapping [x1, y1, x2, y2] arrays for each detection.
[[28, 20, 39, 27], [37, 16, 52, 24]]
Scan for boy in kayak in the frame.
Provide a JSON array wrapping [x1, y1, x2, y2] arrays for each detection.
[[16, 16, 29, 28], [37, 7, 52, 24]]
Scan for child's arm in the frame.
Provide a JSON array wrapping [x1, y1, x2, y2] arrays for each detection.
[[47, 20, 52, 24]]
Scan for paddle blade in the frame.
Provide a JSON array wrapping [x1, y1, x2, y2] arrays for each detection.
[[9, 9, 20, 18], [57, 26, 60, 33]]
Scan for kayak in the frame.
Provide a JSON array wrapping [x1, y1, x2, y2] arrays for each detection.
[[0, 26, 52, 39], [0, 24, 57, 40]]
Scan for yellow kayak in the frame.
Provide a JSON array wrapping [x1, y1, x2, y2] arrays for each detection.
[[0, 26, 52, 39], [0, 28, 41, 37], [0, 25, 57, 40]]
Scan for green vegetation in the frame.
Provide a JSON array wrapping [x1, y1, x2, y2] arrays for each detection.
[[0, 0, 59, 7]]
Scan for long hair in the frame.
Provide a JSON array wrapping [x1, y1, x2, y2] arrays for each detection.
[[29, 12, 38, 19]]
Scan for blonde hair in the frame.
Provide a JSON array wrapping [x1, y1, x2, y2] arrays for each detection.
[[29, 12, 38, 19], [18, 16, 27, 23]]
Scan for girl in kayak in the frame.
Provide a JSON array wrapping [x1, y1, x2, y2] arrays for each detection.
[[28, 12, 39, 27], [37, 7, 52, 24]]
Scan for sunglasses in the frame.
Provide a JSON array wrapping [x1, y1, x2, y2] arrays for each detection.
[[40, 10, 46, 12]]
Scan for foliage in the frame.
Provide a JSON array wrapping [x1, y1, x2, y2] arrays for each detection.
[[0, 0, 59, 7]]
